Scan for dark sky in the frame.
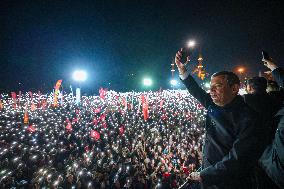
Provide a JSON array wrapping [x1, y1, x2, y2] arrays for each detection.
[[1, 0, 284, 94]]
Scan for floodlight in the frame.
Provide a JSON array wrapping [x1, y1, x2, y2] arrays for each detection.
[[73, 70, 87, 82], [143, 78, 152, 86], [187, 40, 196, 48]]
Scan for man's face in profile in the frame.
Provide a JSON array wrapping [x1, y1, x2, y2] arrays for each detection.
[[246, 84, 254, 94], [210, 75, 239, 106]]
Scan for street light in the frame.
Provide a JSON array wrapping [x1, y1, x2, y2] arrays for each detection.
[[237, 67, 245, 74], [236, 67, 246, 84], [187, 40, 196, 48]]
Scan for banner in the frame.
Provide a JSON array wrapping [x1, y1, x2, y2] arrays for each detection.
[[0, 100, 3, 110], [11, 92, 17, 108], [141, 95, 149, 121], [24, 110, 29, 124], [28, 124, 36, 133], [66, 119, 72, 131], [99, 88, 107, 100], [53, 80, 62, 107]]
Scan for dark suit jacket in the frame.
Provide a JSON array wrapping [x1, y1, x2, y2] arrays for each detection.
[[260, 107, 284, 188], [272, 68, 284, 88], [243, 93, 281, 141]]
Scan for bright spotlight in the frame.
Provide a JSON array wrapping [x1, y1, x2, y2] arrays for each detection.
[[187, 40, 196, 48], [143, 78, 153, 86], [170, 79, 178, 86], [73, 70, 87, 82]]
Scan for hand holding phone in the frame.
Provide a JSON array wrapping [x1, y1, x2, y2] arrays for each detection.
[[262, 50, 270, 61], [180, 48, 191, 63], [175, 48, 189, 75], [261, 51, 278, 70]]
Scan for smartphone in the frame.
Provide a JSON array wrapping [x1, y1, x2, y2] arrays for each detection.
[[180, 48, 191, 63], [262, 50, 270, 60]]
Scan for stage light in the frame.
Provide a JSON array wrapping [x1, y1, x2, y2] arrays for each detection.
[[73, 70, 87, 82]]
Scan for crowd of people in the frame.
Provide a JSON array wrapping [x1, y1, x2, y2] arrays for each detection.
[[0, 89, 206, 188]]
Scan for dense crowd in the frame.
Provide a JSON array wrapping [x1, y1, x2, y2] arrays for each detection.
[[0, 89, 206, 188]]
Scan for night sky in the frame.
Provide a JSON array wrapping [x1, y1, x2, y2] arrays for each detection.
[[1, 0, 284, 94]]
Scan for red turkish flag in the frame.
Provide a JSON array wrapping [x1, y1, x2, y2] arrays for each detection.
[[197, 104, 203, 109], [72, 117, 78, 124], [41, 100, 48, 109], [91, 130, 100, 141], [84, 145, 90, 152], [11, 92, 17, 108], [161, 114, 168, 120], [11, 92, 17, 100], [140, 95, 149, 121], [163, 172, 171, 179], [94, 107, 101, 113], [99, 88, 107, 100], [76, 109, 80, 115], [0, 100, 3, 110], [93, 117, 99, 125], [119, 126, 124, 135], [100, 113, 106, 121], [28, 91, 33, 99], [182, 166, 189, 175], [66, 122, 72, 131], [160, 100, 164, 109], [142, 102, 149, 121], [102, 122, 107, 129], [31, 103, 37, 111], [65, 118, 72, 131], [28, 124, 36, 133]]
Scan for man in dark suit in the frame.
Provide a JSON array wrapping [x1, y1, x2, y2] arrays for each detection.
[[244, 77, 280, 138], [243, 76, 281, 188], [175, 49, 266, 189], [258, 58, 284, 189]]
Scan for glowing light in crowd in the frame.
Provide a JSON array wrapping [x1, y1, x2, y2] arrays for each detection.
[[0, 89, 207, 188], [143, 78, 152, 86], [170, 79, 178, 86], [72, 70, 87, 82]]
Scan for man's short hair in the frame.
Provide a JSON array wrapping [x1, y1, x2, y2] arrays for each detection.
[[246, 77, 267, 93], [267, 80, 279, 92], [211, 71, 240, 86]]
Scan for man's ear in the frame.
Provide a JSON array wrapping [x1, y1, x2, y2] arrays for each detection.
[[231, 84, 240, 94]]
